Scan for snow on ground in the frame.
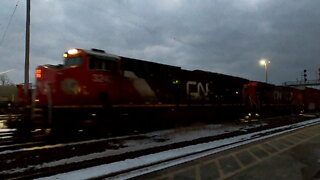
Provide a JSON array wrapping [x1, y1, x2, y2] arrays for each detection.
[[124, 123, 263, 146], [1, 122, 265, 176], [37, 118, 320, 180]]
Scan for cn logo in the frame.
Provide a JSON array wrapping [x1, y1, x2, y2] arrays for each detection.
[[186, 81, 210, 97]]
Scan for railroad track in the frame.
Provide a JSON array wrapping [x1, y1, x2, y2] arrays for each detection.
[[0, 131, 15, 144], [0, 141, 50, 152], [0, 114, 48, 152], [0, 130, 15, 138], [0, 128, 16, 145], [0, 114, 17, 145], [0, 115, 313, 179], [37, 117, 320, 180]]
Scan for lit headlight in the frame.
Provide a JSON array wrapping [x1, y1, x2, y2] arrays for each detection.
[[67, 49, 79, 55]]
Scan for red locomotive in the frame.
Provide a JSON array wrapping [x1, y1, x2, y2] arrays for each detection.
[[15, 48, 320, 133], [32, 48, 249, 132]]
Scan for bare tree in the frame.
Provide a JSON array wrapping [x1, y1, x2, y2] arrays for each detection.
[[0, 74, 12, 85]]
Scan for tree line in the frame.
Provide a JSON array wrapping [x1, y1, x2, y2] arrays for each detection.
[[0, 74, 12, 85]]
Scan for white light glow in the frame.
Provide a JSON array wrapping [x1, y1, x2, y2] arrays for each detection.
[[67, 49, 79, 55], [259, 59, 270, 66]]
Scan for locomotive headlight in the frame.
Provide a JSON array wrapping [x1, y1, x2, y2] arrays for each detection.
[[63, 53, 68, 58], [67, 48, 79, 55]]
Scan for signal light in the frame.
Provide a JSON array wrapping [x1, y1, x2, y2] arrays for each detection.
[[35, 69, 41, 78], [303, 69, 307, 82], [67, 48, 79, 55]]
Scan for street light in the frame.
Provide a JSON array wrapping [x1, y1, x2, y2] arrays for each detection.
[[259, 59, 270, 83]]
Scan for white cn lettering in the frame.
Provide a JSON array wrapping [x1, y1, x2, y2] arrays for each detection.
[[187, 81, 197, 96], [198, 82, 209, 96], [186, 81, 209, 97]]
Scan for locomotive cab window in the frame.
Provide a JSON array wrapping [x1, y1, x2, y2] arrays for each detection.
[[64, 57, 82, 66], [89, 56, 117, 71]]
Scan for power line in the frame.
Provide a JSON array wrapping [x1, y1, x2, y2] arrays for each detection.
[[0, 69, 15, 75], [0, 0, 20, 47]]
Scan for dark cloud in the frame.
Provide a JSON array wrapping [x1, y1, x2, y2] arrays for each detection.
[[0, 0, 319, 85]]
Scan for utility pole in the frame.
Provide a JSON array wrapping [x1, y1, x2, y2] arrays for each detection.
[[24, 0, 30, 100]]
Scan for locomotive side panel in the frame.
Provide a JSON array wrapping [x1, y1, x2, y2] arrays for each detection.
[[121, 57, 248, 106], [304, 87, 320, 111], [180, 70, 247, 104], [121, 57, 181, 104]]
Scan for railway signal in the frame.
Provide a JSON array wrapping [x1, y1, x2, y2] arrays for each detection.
[[303, 69, 307, 82], [283, 68, 320, 87]]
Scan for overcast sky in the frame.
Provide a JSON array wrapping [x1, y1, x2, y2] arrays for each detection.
[[0, 0, 319, 85]]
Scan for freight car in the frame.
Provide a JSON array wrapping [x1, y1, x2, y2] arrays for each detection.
[[303, 87, 320, 111], [242, 81, 304, 118], [0, 85, 24, 114]]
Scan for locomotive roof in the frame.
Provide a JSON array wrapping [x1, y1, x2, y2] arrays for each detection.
[[81, 49, 121, 60], [81, 48, 248, 82], [190, 70, 249, 82]]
